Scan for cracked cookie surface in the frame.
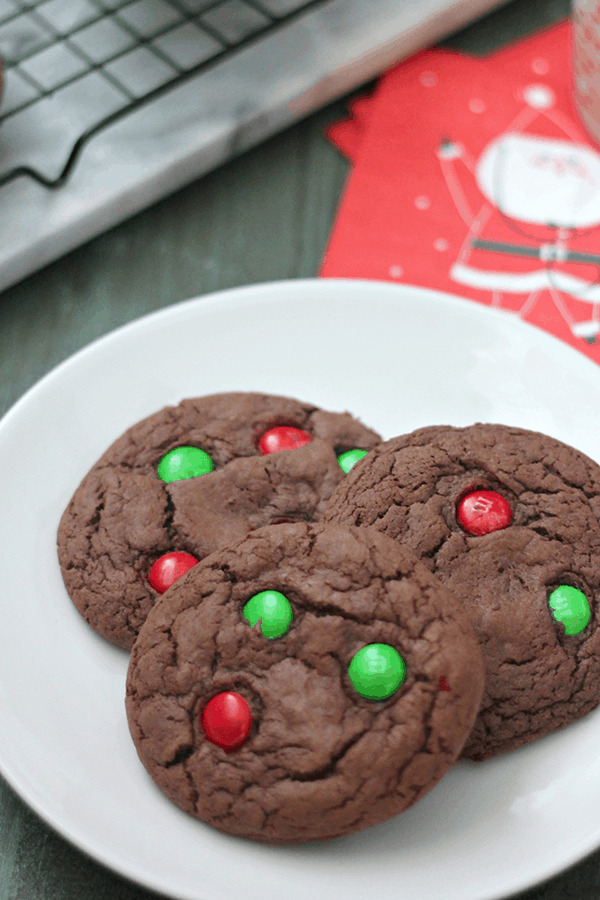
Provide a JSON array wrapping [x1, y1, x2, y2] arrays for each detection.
[[57, 393, 381, 650], [125, 522, 484, 844], [322, 423, 600, 760]]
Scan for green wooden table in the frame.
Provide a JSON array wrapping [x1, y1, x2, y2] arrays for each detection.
[[1, 1, 596, 897]]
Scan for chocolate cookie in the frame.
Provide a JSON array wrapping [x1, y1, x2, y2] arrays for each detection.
[[57, 393, 380, 650], [323, 423, 600, 760], [125, 522, 484, 844]]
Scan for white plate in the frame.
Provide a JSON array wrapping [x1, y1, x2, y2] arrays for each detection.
[[2, 278, 600, 900]]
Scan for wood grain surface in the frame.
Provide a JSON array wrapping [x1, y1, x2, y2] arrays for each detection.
[[1, 1, 595, 898]]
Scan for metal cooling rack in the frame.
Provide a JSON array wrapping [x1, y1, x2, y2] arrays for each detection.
[[0, 0, 324, 189]]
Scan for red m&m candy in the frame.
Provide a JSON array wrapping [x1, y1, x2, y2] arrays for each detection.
[[456, 490, 511, 536], [201, 692, 252, 751], [148, 551, 198, 594], [258, 426, 312, 455]]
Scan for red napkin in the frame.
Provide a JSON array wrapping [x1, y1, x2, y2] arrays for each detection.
[[326, 92, 374, 161], [321, 21, 600, 364]]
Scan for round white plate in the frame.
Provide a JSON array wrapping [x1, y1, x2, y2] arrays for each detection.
[[2, 278, 600, 900]]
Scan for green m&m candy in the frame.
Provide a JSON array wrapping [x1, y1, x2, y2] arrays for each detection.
[[337, 449, 368, 474], [548, 585, 591, 636], [157, 446, 214, 483], [243, 590, 293, 639], [348, 643, 406, 700]]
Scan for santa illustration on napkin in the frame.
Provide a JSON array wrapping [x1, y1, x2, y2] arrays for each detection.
[[321, 21, 600, 358], [439, 82, 600, 342]]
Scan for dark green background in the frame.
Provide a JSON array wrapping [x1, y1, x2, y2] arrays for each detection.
[[1, 1, 594, 897]]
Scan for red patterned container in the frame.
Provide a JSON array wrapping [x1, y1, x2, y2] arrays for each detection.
[[572, 0, 600, 144]]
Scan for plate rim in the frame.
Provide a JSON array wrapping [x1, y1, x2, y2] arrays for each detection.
[[4, 276, 598, 431]]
